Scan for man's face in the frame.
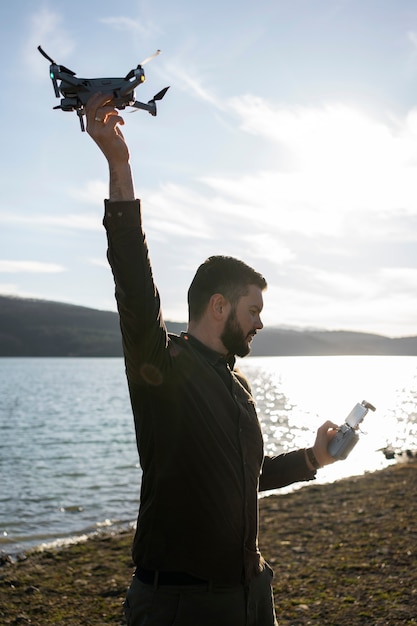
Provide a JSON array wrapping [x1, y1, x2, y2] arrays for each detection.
[[220, 285, 264, 357]]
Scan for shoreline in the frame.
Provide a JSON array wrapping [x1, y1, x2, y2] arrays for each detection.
[[1, 519, 138, 565], [1, 462, 416, 625], [1, 454, 394, 562]]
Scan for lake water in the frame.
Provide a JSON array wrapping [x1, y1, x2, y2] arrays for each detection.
[[1, 355, 416, 558]]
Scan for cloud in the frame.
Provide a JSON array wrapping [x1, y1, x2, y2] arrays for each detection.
[[164, 61, 224, 108], [238, 233, 295, 266], [25, 8, 75, 79], [0, 283, 20, 295], [88, 258, 109, 268], [187, 99, 417, 243], [408, 31, 417, 51], [378, 267, 417, 294], [261, 265, 417, 337], [229, 96, 409, 176], [69, 180, 108, 204], [144, 183, 215, 239], [257, 257, 417, 336], [124, 94, 417, 334], [200, 170, 346, 237], [0, 211, 101, 232], [0, 261, 65, 274], [99, 15, 161, 39], [127, 94, 417, 321]]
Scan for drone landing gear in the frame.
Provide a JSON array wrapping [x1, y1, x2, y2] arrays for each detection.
[[77, 109, 86, 132]]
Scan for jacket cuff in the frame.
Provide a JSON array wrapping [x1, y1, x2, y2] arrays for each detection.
[[103, 199, 142, 231]]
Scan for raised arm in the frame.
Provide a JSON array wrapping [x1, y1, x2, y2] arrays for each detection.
[[85, 93, 135, 201], [84, 93, 169, 384]]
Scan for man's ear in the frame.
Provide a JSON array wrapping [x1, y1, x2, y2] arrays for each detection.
[[210, 293, 230, 321]]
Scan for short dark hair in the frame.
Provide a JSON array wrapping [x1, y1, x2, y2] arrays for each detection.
[[187, 255, 267, 322]]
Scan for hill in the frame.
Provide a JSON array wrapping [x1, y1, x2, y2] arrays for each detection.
[[250, 326, 417, 356], [0, 295, 416, 357]]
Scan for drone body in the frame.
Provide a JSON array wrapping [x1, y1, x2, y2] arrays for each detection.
[[38, 46, 169, 131]]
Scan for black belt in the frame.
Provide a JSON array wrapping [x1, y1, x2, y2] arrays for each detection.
[[135, 566, 208, 586]]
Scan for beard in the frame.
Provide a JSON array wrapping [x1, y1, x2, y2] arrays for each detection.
[[221, 307, 255, 358]]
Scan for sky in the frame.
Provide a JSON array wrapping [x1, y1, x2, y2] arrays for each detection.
[[1, 0, 417, 338]]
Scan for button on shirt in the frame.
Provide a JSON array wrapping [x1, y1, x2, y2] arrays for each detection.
[[103, 199, 316, 586]]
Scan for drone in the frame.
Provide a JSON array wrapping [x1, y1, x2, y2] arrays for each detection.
[[38, 45, 169, 131]]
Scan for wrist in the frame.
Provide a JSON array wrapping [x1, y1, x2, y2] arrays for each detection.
[[305, 447, 322, 470], [109, 162, 135, 201]]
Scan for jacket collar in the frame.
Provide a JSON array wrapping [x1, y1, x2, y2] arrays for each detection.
[[181, 332, 236, 370]]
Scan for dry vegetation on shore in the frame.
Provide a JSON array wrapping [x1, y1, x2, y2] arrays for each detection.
[[1, 463, 416, 625]]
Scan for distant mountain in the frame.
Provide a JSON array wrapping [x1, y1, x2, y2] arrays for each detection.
[[249, 327, 417, 357], [0, 295, 184, 357], [0, 295, 416, 357]]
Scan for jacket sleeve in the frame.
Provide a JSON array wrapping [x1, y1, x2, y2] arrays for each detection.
[[233, 366, 317, 491], [259, 450, 316, 491], [103, 199, 169, 384]]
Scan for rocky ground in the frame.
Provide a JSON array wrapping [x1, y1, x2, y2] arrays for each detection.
[[1, 462, 416, 625]]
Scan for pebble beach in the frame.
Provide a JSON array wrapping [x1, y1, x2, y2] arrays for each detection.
[[1, 462, 416, 625]]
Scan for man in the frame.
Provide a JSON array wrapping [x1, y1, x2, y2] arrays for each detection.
[[85, 93, 337, 626]]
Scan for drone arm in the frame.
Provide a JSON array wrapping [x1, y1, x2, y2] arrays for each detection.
[[131, 100, 156, 116], [118, 68, 146, 99], [50, 68, 61, 98], [57, 73, 82, 88], [131, 87, 169, 116]]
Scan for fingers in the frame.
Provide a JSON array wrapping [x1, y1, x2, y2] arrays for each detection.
[[95, 105, 125, 125], [85, 92, 113, 115], [85, 92, 111, 127], [84, 92, 130, 165], [312, 420, 339, 467], [317, 419, 339, 434], [85, 93, 124, 135]]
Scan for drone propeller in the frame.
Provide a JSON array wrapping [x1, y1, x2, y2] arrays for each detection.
[[38, 45, 55, 64], [124, 50, 161, 81], [153, 86, 170, 101], [37, 45, 75, 76], [38, 45, 76, 98], [140, 49, 161, 66]]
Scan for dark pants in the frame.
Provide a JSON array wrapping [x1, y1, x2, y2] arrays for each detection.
[[124, 565, 278, 626]]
